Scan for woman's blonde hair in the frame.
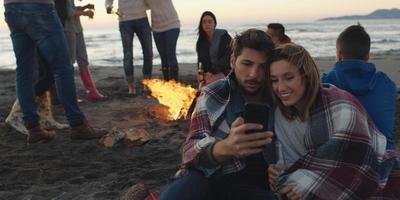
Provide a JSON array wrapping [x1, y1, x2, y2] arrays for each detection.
[[267, 43, 320, 121]]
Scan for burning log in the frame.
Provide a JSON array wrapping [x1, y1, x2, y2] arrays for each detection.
[[142, 79, 197, 120]]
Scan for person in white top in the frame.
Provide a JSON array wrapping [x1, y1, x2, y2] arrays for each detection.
[[105, 0, 153, 96], [145, 0, 180, 81]]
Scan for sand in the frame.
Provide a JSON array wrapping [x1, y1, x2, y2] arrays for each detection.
[[0, 53, 399, 199]]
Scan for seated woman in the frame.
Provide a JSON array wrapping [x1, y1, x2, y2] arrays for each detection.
[[266, 44, 399, 199], [196, 11, 232, 89]]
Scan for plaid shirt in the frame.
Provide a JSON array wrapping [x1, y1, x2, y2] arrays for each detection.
[[180, 73, 274, 177], [276, 85, 400, 199]]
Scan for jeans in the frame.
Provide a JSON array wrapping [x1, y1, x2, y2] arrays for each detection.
[[5, 3, 85, 128], [159, 169, 276, 200], [153, 28, 180, 70], [119, 18, 153, 83]]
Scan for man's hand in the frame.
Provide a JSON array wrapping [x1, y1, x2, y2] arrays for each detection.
[[213, 117, 273, 162], [106, 6, 113, 14], [280, 185, 303, 200], [268, 164, 279, 187]]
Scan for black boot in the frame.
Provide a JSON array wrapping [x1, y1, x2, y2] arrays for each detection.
[[161, 67, 170, 81], [169, 67, 179, 81]]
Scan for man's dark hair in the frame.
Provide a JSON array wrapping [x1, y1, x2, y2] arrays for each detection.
[[267, 23, 286, 41], [231, 29, 275, 58], [337, 25, 370, 60]]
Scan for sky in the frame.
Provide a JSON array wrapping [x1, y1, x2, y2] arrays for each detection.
[[0, 0, 399, 30]]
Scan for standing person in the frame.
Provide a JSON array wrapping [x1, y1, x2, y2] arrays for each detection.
[[106, 0, 153, 96], [196, 11, 231, 89], [6, 49, 68, 135], [266, 23, 291, 46], [4, 1, 106, 144], [64, 0, 108, 102], [267, 44, 399, 199], [159, 29, 276, 200], [322, 24, 397, 150], [145, 0, 180, 81]]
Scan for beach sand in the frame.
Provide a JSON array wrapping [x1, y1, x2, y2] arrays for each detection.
[[0, 53, 399, 199]]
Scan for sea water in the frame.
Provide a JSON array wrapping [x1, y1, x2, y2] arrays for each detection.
[[0, 19, 399, 70]]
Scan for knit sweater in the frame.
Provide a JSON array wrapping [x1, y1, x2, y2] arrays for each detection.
[[105, 0, 147, 22], [145, 0, 180, 32], [4, 0, 54, 4]]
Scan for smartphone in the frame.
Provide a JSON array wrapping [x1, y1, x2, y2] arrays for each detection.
[[243, 103, 270, 133]]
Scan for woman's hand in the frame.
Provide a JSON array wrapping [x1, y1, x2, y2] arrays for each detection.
[[280, 185, 303, 200], [268, 164, 279, 187], [204, 72, 225, 85]]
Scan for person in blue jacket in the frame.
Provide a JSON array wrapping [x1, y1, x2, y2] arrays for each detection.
[[322, 24, 397, 150]]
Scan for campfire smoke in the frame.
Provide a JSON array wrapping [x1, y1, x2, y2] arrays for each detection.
[[143, 79, 197, 120]]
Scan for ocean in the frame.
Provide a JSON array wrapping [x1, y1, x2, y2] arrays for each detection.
[[0, 19, 399, 70]]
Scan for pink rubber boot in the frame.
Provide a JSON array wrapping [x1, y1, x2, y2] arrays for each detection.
[[79, 69, 109, 102]]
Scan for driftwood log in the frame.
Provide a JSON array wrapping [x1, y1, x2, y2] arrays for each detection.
[[99, 127, 127, 148], [99, 127, 151, 148], [120, 183, 149, 200], [124, 128, 151, 147]]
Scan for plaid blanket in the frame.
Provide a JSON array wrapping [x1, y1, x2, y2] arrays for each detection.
[[277, 85, 400, 199]]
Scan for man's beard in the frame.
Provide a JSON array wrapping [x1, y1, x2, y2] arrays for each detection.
[[239, 81, 264, 96]]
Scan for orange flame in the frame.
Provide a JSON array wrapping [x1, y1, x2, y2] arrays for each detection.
[[143, 79, 197, 120]]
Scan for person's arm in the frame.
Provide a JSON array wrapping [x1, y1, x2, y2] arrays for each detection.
[[105, 0, 114, 14], [320, 68, 336, 85], [65, 0, 93, 19], [215, 33, 232, 75], [66, 0, 75, 19], [71, 9, 94, 18]]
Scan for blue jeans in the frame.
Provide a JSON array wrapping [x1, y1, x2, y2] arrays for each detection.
[[119, 18, 153, 83], [153, 28, 180, 70], [5, 3, 85, 128], [159, 169, 276, 200]]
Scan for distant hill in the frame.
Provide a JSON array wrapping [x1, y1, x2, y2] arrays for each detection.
[[318, 8, 400, 21]]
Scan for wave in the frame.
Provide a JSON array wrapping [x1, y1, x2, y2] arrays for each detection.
[[373, 39, 400, 44]]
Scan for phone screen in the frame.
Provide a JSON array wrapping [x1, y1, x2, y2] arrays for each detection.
[[243, 103, 270, 133]]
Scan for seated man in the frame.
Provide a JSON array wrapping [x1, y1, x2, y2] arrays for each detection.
[[322, 24, 397, 150], [159, 29, 276, 200], [266, 23, 291, 46]]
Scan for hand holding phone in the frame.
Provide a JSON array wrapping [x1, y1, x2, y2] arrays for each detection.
[[243, 103, 270, 133]]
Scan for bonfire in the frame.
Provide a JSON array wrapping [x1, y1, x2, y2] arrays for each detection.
[[143, 79, 197, 120]]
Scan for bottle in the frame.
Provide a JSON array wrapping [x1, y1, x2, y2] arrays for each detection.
[[198, 62, 205, 83]]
